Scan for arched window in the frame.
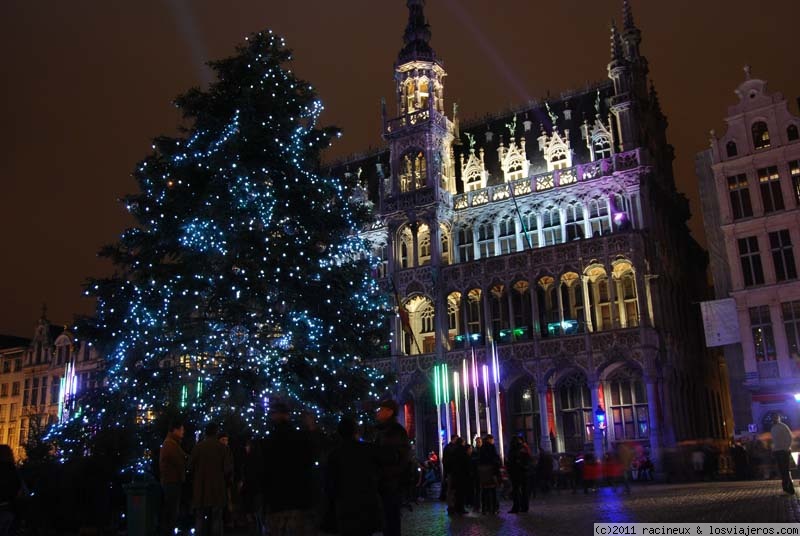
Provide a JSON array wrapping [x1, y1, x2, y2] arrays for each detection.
[[537, 276, 558, 335], [417, 224, 431, 266], [478, 222, 495, 258], [440, 227, 451, 265], [512, 281, 532, 340], [788, 124, 799, 142], [542, 209, 562, 246], [457, 226, 474, 262], [490, 284, 509, 339], [551, 149, 569, 170], [507, 158, 525, 182], [399, 151, 427, 192], [465, 168, 483, 192], [521, 212, 539, 249], [726, 140, 738, 158], [588, 198, 611, 237], [586, 266, 611, 332], [560, 272, 583, 334], [557, 372, 593, 453], [466, 289, 482, 337], [752, 121, 771, 150], [498, 216, 517, 254], [607, 368, 649, 441], [510, 383, 541, 451], [613, 261, 639, 328], [594, 136, 612, 160], [565, 203, 584, 241]]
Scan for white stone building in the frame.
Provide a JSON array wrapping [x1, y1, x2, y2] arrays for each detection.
[[697, 67, 800, 433]]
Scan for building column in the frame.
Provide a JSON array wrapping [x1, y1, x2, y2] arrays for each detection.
[[559, 208, 567, 245], [411, 224, 420, 267], [536, 214, 545, 248], [582, 276, 594, 333], [530, 282, 541, 339], [557, 279, 566, 324], [507, 287, 516, 338], [607, 272, 618, 329], [472, 227, 480, 260], [515, 218, 525, 251], [538, 384, 553, 452], [645, 375, 662, 473], [482, 286, 492, 344], [582, 202, 592, 239], [461, 291, 471, 339], [616, 277, 627, 328], [635, 270, 650, 327]]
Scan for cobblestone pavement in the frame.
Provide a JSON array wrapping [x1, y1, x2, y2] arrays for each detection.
[[399, 481, 800, 536]]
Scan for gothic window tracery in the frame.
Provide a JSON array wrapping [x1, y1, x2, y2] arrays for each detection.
[[565, 203, 584, 241], [478, 222, 495, 258], [542, 208, 562, 246], [539, 128, 574, 172], [418, 224, 431, 266], [522, 212, 540, 249], [613, 261, 639, 328], [588, 198, 611, 237], [399, 151, 427, 193], [467, 289, 483, 336], [457, 225, 474, 262], [498, 216, 517, 254]]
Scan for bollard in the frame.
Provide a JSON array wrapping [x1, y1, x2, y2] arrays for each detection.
[[124, 479, 160, 536]]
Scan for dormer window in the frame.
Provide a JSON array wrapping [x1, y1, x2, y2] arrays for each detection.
[[594, 138, 612, 160], [788, 124, 799, 142], [752, 121, 771, 150], [551, 150, 568, 170], [726, 140, 738, 158]]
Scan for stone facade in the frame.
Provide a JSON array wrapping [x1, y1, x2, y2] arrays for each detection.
[[0, 311, 103, 460], [333, 1, 728, 466], [697, 67, 800, 434]]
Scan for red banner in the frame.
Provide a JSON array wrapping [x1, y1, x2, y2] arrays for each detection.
[[546, 386, 556, 436]]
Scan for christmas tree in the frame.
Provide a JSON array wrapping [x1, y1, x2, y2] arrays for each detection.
[[53, 30, 391, 468]]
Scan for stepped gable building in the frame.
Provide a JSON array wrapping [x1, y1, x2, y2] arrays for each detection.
[[0, 308, 103, 460], [331, 0, 727, 463], [697, 67, 800, 434]]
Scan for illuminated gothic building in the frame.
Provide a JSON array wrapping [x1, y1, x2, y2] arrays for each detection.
[[337, 0, 727, 464]]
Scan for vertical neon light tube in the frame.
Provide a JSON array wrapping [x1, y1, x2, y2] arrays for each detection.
[[453, 372, 461, 438], [434, 365, 443, 470], [492, 341, 504, 462], [471, 348, 481, 439], [462, 359, 471, 444], [443, 364, 451, 442], [483, 364, 492, 435]]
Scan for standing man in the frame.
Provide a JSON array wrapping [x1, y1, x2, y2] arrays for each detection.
[[191, 422, 228, 535], [262, 403, 316, 535], [770, 414, 795, 495], [374, 399, 410, 536], [159, 419, 186, 536]]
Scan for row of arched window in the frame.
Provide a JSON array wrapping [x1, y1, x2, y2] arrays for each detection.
[[384, 194, 632, 273], [397, 260, 643, 355]]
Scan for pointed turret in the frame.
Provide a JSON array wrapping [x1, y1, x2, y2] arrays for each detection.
[[621, 0, 642, 59], [609, 20, 625, 71], [398, 0, 436, 64]]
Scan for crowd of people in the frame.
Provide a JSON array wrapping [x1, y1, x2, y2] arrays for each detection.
[[0, 411, 798, 535], [158, 398, 411, 536]]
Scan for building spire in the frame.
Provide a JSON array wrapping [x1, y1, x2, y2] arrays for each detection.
[[398, 0, 436, 64], [609, 20, 625, 68], [622, 0, 636, 31]]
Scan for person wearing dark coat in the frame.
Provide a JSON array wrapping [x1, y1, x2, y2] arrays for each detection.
[[262, 403, 316, 536], [326, 417, 383, 536], [477, 435, 501, 514], [0, 445, 22, 536], [445, 438, 470, 516], [239, 438, 264, 536], [190, 422, 229, 536], [374, 399, 410, 536], [507, 436, 531, 513], [159, 419, 186, 536]]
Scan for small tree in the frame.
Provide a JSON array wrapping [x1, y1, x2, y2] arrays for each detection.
[[52, 30, 391, 468]]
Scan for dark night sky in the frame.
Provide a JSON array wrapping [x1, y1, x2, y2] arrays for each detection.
[[1, 1, 798, 338]]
